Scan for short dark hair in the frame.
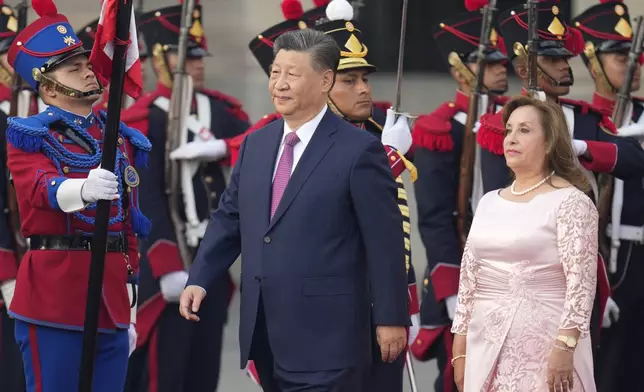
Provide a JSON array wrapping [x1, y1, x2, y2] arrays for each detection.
[[273, 29, 340, 72]]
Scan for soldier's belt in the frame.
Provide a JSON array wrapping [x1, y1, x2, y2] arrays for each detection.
[[28, 235, 127, 252], [606, 224, 644, 243]]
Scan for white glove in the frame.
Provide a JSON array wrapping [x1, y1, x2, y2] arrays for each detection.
[[446, 295, 458, 320], [381, 109, 412, 156], [602, 297, 620, 328], [572, 139, 588, 157], [0, 279, 16, 310], [408, 313, 420, 347], [56, 168, 119, 213], [169, 139, 228, 161], [81, 168, 119, 203], [128, 323, 137, 357], [159, 270, 189, 303]]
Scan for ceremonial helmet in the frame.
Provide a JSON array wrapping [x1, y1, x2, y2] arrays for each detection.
[[497, 0, 585, 86], [433, 0, 508, 92], [314, 0, 376, 73], [139, 0, 208, 87], [139, 0, 208, 59], [7, 0, 102, 97], [0, 1, 19, 85], [571, 0, 640, 92], [249, 0, 330, 76]]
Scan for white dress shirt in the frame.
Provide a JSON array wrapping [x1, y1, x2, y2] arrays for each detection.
[[272, 104, 328, 181]]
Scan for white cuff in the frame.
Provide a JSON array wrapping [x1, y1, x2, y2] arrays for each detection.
[[56, 178, 88, 213], [129, 284, 138, 324]]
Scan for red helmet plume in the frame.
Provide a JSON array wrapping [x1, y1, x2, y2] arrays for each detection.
[[281, 0, 304, 20], [32, 0, 58, 17]]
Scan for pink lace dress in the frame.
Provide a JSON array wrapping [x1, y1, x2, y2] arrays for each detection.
[[451, 187, 598, 392]]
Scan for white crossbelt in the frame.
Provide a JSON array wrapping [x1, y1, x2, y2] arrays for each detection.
[[606, 223, 644, 243], [154, 92, 212, 246]]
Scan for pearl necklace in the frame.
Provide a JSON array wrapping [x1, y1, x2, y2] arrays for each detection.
[[511, 171, 555, 196]]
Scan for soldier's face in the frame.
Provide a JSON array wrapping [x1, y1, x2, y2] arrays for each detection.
[[165, 54, 205, 90], [503, 105, 547, 174], [599, 52, 641, 93], [536, 56, 572, 96], [482, 62, 508, 94], [269, 50, 334, 117], [329, 69, 373, 121], [44, 55, 101, 105]]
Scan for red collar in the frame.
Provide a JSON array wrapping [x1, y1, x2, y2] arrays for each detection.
[[155, 83, 172, 98], [454, 90, 470, 111], [591, 92, 615, 115]]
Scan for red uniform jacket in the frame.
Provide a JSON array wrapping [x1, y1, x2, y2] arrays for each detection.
[[5, 105, 151, 331]]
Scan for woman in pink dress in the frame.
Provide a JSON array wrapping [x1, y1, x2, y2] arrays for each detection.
[[451, 96, 598, 392]]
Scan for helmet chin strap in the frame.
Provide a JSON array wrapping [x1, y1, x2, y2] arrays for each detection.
[[34, 69, 104, 99], [538, 65, 574, 88]]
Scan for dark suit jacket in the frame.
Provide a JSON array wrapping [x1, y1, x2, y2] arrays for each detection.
[[187, 108, 409, 372]]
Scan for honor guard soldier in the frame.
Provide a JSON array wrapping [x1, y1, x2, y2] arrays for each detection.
[[76, 17, 149, 110], [3, 0, 150, 390], [315, 1, 418, 391], [123, 3, 250, 392], [409, 4, 508, 391], [572, 2, 644, 390], [479, 0, 644, 352], [0, 3, 26, 391]]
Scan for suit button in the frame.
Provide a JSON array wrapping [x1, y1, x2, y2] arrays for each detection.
[[263, 236, 271, 244], [254, 276, 261, 282], [204, 176, 213, 184]]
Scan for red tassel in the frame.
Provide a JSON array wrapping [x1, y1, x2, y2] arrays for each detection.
[[281, 0, 304, 21], [464, 0, 489, 12], [476, 112, 505, 156], [565, 26, 585, 56], [639, 53, 644, 65], [600, 0, 621, 3], [32, 0, 58, 17], [312, 0, 330, 6]]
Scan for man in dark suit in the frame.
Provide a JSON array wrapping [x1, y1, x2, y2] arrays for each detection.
[[179, 28, 409, 391]]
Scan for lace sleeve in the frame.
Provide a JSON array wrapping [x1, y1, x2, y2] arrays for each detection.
[[556, 190, 598, 337], [450, 239, 478, 335]]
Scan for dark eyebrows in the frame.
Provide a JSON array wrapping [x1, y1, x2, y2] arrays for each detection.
[[505, 120, 532, 129]]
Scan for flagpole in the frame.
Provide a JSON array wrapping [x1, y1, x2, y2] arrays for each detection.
[[78, 0, 135, 390]]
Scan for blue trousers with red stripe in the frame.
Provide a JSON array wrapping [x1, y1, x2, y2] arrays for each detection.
[[14, 320, 129, 392]]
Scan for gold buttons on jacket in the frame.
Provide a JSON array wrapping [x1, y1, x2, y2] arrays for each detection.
[[62, 166, 69, 174]]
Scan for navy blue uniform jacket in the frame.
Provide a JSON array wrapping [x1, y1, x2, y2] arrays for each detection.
[[187, 108, 410, 372]]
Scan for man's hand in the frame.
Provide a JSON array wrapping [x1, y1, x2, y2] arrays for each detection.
[[376, 326, 407, 363], [179, 285, 207, 322], [572, 139, 588, 157], [446, 294, 458, 320], [381, 109, 412, 155], [159, 271, 189, 303], [128, 323, 137, 357], [170, 139, 228, 161], [81, 168, 120, 203], [602, 296, 620, 328], [0, 279, 16, 310]]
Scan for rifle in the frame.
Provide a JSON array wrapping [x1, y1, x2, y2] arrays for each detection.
[[597, 15, 644, 273], [164, 0, 196, 270], [5, 0, 30, 263], [455, 0, 498, 249], [525, 0, 543, 99]]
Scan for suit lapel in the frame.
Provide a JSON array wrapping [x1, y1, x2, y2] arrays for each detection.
[[267, 110, 338, 232], [255, 119, 285, 230]]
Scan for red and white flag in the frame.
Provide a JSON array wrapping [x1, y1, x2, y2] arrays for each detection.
[[89, 0, 143, 99]]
